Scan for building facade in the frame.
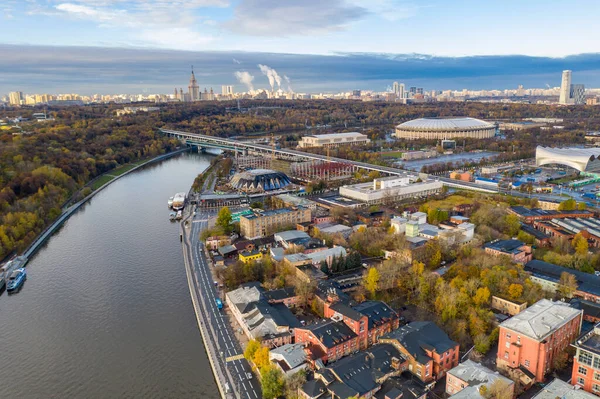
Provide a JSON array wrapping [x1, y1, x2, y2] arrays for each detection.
[[560, 70, 572, 105], [496, 299, 583, 383], [491, 296, 527, 316], [240, 207, 311, 239], [299, 132, 370, 148], [572, 323, 600, 395], [446, 360, 515, 398]]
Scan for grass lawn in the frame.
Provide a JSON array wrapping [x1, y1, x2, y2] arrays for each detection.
[[111, 164, 139, 176], [90, 175, 115, 190], [381, 151, 404, 158]]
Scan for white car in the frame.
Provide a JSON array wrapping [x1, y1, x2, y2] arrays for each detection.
[[246, 372, 253, 380]]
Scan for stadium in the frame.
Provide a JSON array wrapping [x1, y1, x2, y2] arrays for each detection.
[[229, 169, 291, 192], [536, 146, 600, 172], [394, 117, 496, 140]]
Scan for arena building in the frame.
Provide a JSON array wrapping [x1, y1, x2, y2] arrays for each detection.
[[536, 146, 600, 172], [394, 117, 496, 140], [230, 169, 291, 192], [298, 132, 370, 148]]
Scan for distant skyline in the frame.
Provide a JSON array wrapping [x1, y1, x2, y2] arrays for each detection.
[[3, 0, 600, 96], [2, 45, 600, 96], [2, 1, 600, 56]]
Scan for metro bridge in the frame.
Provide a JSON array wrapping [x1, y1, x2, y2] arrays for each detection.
[[159, 128, 563, 198]]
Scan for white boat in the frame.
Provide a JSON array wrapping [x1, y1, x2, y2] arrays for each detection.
[[172, 192, 186, 210], [167, 196, 174, 208], [169, 212, 177, 221], [176, 210, 183, 220]]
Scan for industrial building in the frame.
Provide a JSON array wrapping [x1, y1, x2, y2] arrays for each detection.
[[298, 132, 370, 148], [394, 117, 495, 140], [240, 207, 311, 239], [339, 175, 443, 205], [536, 146, 600, 172]]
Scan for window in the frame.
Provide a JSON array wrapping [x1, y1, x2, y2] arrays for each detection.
[[517, 336, 521, 344], [580, 352, 593, 366], [578, 377, 586, 386], [505, 342, 510, 349], [504, 351, 509, 359], [579, 366, 588, 376], [426, 369, 430, 377], [593, 384, 600, 393], [595, 372, 600, 381], [524, 360, 530, 367], [506, 333, 511, 339], [594, 356, 600, 368]]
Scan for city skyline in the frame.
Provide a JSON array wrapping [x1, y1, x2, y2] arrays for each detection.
[[3, 44, 600, 96]]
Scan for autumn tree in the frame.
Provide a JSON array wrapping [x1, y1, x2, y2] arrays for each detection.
[[261, 366, 285, 399], [216, 206, 232, 234], [572, 233, 589, 256], [363, 267, 380, 298], [244, 339, 261, 362], [473, 287, 491, 306], [558, 271, 578, 298], [507, 283, 523, 301]]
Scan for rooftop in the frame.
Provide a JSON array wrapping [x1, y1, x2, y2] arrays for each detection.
[[499, 298, 582, 341], [573, 322, 600, 356], [269, 343, 307, 370], [484, 239, 527, 255], [532, 378, 598, 399], [525, 260, 600, 297], [302, 320, 357, 349], [381, 321, 457, 365], [447, 360, 513, 398], [397, 117, 494, 131], [306, 132, 367, 139]]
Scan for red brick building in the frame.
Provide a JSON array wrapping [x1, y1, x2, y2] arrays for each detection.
[[496, 299, 583, 384], [378, 321, 459, 384], [572, 323, 600, 395], [323, 300, 400, 350], [295, 320, 359, 364]]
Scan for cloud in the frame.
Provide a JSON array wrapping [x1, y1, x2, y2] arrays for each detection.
[[224, 0, 367, 36], [232, 58, 241, 64], [55, 3, 125, 21], [347, 0, 422, 21]]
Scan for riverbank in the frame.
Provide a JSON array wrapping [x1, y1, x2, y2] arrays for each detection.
[[20, 147, 190, 262]]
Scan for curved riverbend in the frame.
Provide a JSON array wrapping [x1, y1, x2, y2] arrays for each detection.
[[0, 152, 220, 399]]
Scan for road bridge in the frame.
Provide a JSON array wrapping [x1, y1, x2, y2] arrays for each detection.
[[159, 128, 573, 200]]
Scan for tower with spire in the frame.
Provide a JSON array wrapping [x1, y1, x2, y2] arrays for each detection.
[[188, 66, 200, 102]]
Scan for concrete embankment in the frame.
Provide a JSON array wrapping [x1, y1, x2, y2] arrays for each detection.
[[21, 148, 190, 261]]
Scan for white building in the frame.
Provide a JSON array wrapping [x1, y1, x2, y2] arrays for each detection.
[[298, 132, 370, 148], [339, 175, 442, 205], [559, 70, 572, 105]]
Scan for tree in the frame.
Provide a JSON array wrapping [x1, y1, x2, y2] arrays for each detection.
[[578, 202, 587, 210], [244, 339, 261, 362], [507, 283, 523, 301], [474, 333, 491, 354], [284, 370, 307, 399], [216, 206, 232, 234], [261, 366, 285, 399], [572, 233, 589, 256], [517, 230, 535, 245], [558, 271, 578, 298], [473, 287, 491, 306], [253, 346, 271, 370], [364, 267, 380, 298], [558, 198, 577, 211], [486, 379, 514, 399]]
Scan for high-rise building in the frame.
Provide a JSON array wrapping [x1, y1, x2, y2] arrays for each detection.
[[392, 81, 400, 96], [399, 83, 405, 99], [188, 67, 200, 102], [559, 70, 572, 104], [571, 84, 585, 105], [221, 85, 234, 96], [8, 91, 23, 106]]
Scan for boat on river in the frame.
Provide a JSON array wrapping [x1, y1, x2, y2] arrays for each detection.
[[167, 197, 174, 208], [7, 268, 26, 293], [176, 210, 183, 220], [169, 212, 177, 221]]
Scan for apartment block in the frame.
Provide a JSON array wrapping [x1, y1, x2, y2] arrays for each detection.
[[240, 206, 311, 239]]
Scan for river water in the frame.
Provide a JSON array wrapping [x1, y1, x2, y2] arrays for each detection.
[[0, 152, 220, 399]]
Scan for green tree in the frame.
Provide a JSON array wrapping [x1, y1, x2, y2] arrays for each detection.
[[364, 267, 380, 298], [261, 366, 285, 399], [558, 271, 578, 298], [558, 198, 577, 211], [216, 206, 232, 234], [474, 333, 491, 354]]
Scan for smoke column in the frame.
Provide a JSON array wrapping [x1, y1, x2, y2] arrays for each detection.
[[234, 71, 254, 91], [258, 64, 275, 91], [284, 75, 293, 93]]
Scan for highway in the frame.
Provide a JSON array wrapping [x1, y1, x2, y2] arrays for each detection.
[[182, 207, 261, 399]]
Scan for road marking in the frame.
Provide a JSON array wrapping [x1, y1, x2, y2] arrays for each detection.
[[226, 354, 244, 362]]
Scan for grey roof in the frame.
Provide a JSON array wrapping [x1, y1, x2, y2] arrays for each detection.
[[525, 260, 600, 297], [353, 301, 398, 329], [330, 302, 365, 321], [226, 284, 263, 313], [484, 239, 526, 254], [397, 117, 493, 132], [218, 244, 237, 256], [274, 230, 310, 242], [270, 247, 285, 262], [269, 343, 307, 369], [381, 321, 457, 365], [447, 360, 513, 399], [302, 320, 357, 349], [263, 286, 296, 302], [499, 299, 582, 341], [532, 378, 598, 399], [301, 379, 327, 398]]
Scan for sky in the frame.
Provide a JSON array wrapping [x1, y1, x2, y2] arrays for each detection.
[[2, 0, 600, 94]]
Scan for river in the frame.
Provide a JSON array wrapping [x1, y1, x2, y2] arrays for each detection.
[[0, 152, 220, 399]]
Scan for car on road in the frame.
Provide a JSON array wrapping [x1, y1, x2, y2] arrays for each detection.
[[246, 372, 252, 380], [224, 383, 230, 393]]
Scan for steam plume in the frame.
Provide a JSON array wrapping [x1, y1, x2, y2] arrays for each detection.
[[284, 75, 293, 93], [258, 64, 281, 91], [234, 71, 254, 91]]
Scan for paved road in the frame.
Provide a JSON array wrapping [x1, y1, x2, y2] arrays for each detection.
[[184, 208, 261, 399]]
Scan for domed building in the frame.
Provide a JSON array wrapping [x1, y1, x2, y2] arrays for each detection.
[[230, 169, 291, 192], [394, 117, 496, 140]]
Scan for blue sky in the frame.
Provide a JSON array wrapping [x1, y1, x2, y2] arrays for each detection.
[[2, 1, 600, 94], [3, 0, 600, 56]]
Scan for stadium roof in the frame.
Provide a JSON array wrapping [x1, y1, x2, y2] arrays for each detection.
[[397, 117, 494, 131], [536, 146, 600, 172]]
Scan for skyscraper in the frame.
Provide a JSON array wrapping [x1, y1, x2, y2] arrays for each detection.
[[188, 67, 200, 102], [571, 84, 585, 105], [559, 70, 572, 104], [222, 85, 234, 96], [8, 91, 23, 105], [399, 83, 405, 99], [392, 81, 400, 95]]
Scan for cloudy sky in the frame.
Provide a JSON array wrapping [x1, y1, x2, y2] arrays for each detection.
[[2, 0, 600, 94]]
